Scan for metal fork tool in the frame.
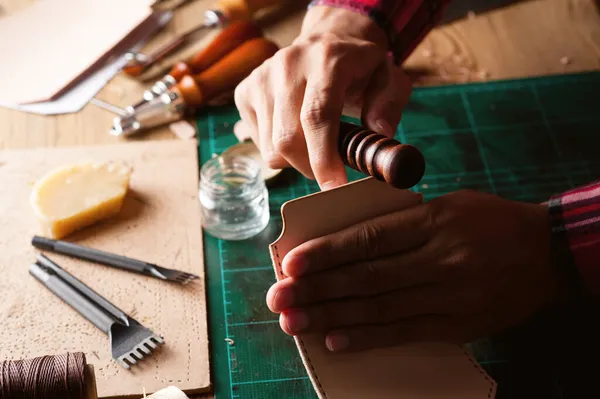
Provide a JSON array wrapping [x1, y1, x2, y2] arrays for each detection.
[[29, 254, 165, 369]]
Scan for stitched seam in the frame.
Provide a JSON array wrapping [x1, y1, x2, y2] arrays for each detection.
[[274, 243, 494, 398], [273, 243, 328, 398], [273, 245, 285, 278], [461, 345, 495, 398]]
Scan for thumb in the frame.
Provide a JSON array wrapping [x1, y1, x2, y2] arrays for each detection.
[[233, 119, 255, 143], [361, 60, 412, 138]]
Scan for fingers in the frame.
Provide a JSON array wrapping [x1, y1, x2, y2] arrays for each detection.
[[233, 120, 253, 142], [256, 81, 278, 167], [324, 314, 465, 352], [234, 37, 402, 189], [361, 59, 412, 138], [300, 73, 348, 190], [234, 74, 260, 144], [277, 284, 446, 336], [234, 57, 287, 168], [270, 49, 312, 176], [268, 247, 439, 313], [282, 203, 432, 277]]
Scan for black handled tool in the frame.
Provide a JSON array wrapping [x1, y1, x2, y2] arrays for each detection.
[[32, 236, 198, 285]]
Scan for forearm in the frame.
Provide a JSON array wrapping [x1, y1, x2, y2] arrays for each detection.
[[308, 0, 453, 64], [549, 181, 600, 299]]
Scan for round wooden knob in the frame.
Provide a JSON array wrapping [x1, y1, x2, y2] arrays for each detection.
[[339, 121, 425, 189]]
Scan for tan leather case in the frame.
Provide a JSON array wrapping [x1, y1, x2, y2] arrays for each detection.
[[269, 177, 497, 398]]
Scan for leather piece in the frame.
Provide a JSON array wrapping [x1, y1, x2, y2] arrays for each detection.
[[0, 0, 152, 104], [269, 177, 497, 398]]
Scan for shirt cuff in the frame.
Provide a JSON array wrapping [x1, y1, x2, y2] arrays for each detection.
[[308, 0, 451, 64], [549, 181, 600, 298]]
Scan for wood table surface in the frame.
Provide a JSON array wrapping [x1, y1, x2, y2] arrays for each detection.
[[1, 0, 599, 398], [1, 0, 599, 151]]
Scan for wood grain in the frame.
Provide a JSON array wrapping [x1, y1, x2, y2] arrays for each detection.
[[404, 0, 600, 85], [1, 0, 599, 397], [1, 0, 599, 150]]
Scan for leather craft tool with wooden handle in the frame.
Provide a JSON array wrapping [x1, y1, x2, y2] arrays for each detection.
[[339, 121, 425, 188], [126, 20, 263, 114], [123, 0, 280, 77], [110, 37, 279, 136]]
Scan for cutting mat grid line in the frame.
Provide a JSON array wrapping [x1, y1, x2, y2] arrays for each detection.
[[197, 71, 600, 399]]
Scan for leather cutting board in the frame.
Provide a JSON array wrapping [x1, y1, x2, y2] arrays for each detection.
[[0, 140, 210, 398]]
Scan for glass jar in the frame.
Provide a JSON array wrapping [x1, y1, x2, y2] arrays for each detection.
[[199, 154, 270, 240]]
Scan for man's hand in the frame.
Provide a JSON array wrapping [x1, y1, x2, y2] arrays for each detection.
[[266, 190, 569, 352], [234, 6, 412, 190]]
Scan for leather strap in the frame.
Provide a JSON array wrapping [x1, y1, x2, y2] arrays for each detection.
[[269, 177, 497, 398]]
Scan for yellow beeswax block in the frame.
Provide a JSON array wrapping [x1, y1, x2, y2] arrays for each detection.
[[30, 162, 132, 239]]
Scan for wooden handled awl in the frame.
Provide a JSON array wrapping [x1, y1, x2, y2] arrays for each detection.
[[174, 37, 278, 106], [126, 20, 263, 113], [339, 122, 426, 189], [110, 37, 279, 136], [123, 0, 280, 77]]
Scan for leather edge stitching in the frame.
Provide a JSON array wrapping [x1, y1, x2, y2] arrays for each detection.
[[273, 243, 329, 399], [461, 345, 496, 398], [274, 244, 495, 398]]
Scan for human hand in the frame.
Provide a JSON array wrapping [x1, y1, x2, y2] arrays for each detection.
[[234, 6, 412, 190], [266, 190, 569, 352]]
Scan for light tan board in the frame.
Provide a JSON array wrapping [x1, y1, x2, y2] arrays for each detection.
[[0, 140, 210, 398], [0, 0, 152, 104]]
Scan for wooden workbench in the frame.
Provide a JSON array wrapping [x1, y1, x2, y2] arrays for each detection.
[[1, 0, 599, 398], [1, 0, 599, 150]]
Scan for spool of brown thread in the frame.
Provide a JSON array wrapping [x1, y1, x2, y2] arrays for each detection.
[[0, 352, 98, 399]]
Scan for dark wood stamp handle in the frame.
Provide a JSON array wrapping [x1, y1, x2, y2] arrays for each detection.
[[338, 121, 425, 189]]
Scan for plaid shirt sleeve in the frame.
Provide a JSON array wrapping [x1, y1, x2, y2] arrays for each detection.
[[306, 1, 600, 301], [549, 181, 600, 299], [308, 0, 453, 64]]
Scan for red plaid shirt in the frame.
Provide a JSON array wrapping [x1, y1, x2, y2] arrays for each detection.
[[550, 182, 600, 298], [309, 0, 452, 64], [310, 0, 600, 299]]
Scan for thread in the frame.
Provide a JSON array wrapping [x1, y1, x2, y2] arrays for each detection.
[[0, 352, 87, 399]]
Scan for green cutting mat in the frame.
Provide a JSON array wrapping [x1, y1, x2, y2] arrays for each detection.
[[196, 71, 600, 399]]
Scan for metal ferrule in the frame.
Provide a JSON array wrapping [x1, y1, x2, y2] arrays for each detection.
[[203, 10, 227, 27], [124, 51, 150, 69], [126, 75, 178, 114], [110, 90, 186, 137]]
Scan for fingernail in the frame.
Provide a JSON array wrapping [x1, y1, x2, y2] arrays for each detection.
[[374, 119, 392, 136], [321, 180, 337, 191], [285, 310, 310, 333], [284, 255, 308, 276], [274, 288, 295, 311], [326, 333, 349, 351]]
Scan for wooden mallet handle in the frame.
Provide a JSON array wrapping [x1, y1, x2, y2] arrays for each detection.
[[339, 122, 425, 189], [213, 0, 282, 20], [175, 37, 279, 106], [168, 20, 264, 81]]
